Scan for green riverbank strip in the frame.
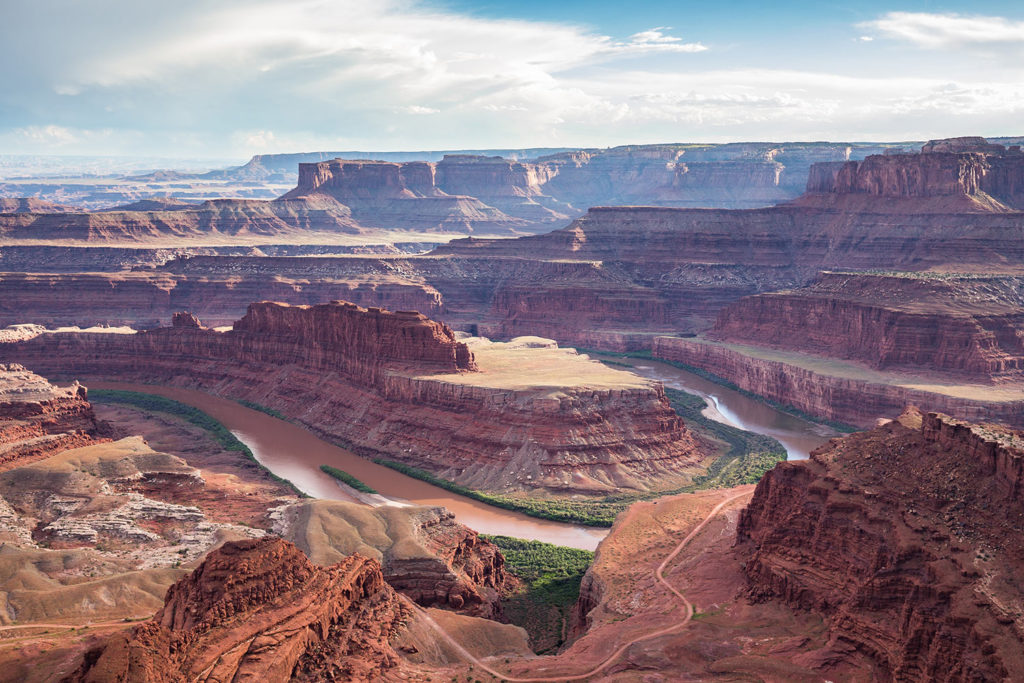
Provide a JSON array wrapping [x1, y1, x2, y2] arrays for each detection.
[[90, 389, 308, 498], [371, 459, 623, 526], [372, 389, 788, 527], [234, 398, 288, 420], [319, 465, 378, 494], [664, 388, 786, 489], [579, 347, 858, 433], [482, 535, 594, 654]]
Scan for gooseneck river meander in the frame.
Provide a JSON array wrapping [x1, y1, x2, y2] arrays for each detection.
[[94, 360, 834, 551]]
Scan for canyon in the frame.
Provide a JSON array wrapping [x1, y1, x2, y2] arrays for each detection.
[[0, 364, 536, 680], [738, 408, 1024, 679], [28, 400, 1024, 681], [5, 133, 1024, 681], [1, 301, 706, 494], [4, 138, 1023, 359], [652, 335, 1024, 429], [652, 266, 1024, 429]]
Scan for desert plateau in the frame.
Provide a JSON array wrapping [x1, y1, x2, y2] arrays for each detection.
[[2, 2, 1023, 681]]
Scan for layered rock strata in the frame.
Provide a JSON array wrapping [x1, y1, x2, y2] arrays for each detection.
[[738, 409, 1024, 680], [279, 158, 534, 233], [66, 538, 409, 682], [1, 301, 702, 493], [0, 196, 361, 242], [652, 336, 1024, 428], [801, 136, 1024, 211], [0, 364, 106, 468], [8, 138, 1022, 352], [0, 435, 265, 568], [710, 272, 1024, 382]]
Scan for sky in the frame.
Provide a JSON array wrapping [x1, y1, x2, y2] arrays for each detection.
[[1, 0, 1023, 160]]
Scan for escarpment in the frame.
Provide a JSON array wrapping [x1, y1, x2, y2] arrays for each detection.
[[1, 301, 704, 494], [65, 538, 409, 682], [5, 138, 1024, 351], [280, 158, 535, 233], [0, 197, 362, 242], [0, 363, 107, 468], [737, 410, 1024, 680], [652, 335, 1024, 428], [710, 272, 1024, 382], [800, 136, 1024, 211]]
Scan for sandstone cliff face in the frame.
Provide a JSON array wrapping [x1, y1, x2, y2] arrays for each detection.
[[280, 158, 534, 233], [0, 364, 105, 468], [230, 299, 478, 380], [10, 142, 1024, 352], [737, 410, 1024, 681], [66, 538, 409, 682], [801, 138, 1024, 211], [710, 272, 1024, 382], [652, 336, 1024, 428], [2, 302, 702, 493], [0, 270, 446, 329], [0, 197, 361, 242]]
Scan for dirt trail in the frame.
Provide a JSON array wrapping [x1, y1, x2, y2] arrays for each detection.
[[410, 488, 754, 682]]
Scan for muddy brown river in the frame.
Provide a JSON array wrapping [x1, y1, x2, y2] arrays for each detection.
[[94, 361, 835, 551], [92, 381, 610, 550]]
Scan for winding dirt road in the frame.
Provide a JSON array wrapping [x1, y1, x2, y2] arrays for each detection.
[[407, 488, 754, 682]]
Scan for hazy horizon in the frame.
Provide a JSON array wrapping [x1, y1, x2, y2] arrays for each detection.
[[3, 1, 1023, 158]]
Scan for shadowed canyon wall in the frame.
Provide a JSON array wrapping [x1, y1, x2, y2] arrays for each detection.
[[738, 410, 1024, 680]]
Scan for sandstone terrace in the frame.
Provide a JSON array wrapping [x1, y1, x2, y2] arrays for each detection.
[[1, 300, 707, 495], [711, 270, 1024, 382], [653, 336, 1024, 429]]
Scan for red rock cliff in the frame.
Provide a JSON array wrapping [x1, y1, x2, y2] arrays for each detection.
[[2, 302, 701, 494], [231, 300, 478, 380], [652, 336, 1024, 428], [737, 410, 1024, 680], [66, 537, 408, 682], [801, 137, 1024, 211], [709, 272, 1024, 382], [0, 363, 106, 469], [280, 158, 532, 233]]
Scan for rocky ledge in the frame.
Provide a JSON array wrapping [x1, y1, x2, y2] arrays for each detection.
[[737, 409, 1024, 680], [65, 537, 409, 682], [0, 364, 107, 469], [801, 136, 1024, 211], [653, 336, 1024, 428], [1, 301, 704, 493], [709, 271, 1024, 383]]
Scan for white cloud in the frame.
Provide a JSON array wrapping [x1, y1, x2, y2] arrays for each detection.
[[400, 105, 440, 115], [862, 12, 1024, 48], [241, 130, 276, 149], [1, 1, 1023, 156], [16, 125, 80, 145]]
